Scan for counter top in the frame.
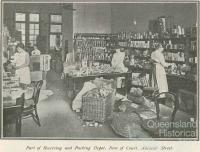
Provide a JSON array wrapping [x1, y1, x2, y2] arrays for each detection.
[[167, 74, 196, 82], [65, 72, 131, 79]]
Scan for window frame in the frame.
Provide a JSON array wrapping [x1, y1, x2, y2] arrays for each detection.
[[15, 12, 26, 45], [49, 14, 63, 50], [29, 13, 40, 46], [14, 12, 40, 47]]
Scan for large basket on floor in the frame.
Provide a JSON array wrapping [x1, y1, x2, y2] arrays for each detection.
[[82, 88, 113, 123]]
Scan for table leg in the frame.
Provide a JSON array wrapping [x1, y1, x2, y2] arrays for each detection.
[[73, 78, 76, 98], [125, 73, 131, 97], [16, 117, 21, 137]]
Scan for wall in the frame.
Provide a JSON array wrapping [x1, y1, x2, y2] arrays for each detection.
[[3, 3, 197, 51], [3, 3, 73, 52], [73, 3, 112, 33], [111, 3, 197, 33]]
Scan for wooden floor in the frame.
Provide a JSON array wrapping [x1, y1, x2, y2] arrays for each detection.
[[3, 71, 195, 139]]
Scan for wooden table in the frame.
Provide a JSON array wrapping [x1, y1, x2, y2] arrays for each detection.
[[167, 74, 196, 93], [3, 87, 33, 137], [65, 72, 131, 97], [3, 91, 25, 137], [167, 74, 197, 115]]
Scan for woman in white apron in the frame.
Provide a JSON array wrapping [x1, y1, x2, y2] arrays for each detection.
[[13, 43, 31, 89], [111, 48, 128, 88], [151, 44, 170, 98]]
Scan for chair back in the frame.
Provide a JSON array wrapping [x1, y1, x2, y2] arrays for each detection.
[[33, 80, 43, 105], [155, 91, 178, 121]]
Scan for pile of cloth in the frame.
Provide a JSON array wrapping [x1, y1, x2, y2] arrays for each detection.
[[127, 87, 145, 105]]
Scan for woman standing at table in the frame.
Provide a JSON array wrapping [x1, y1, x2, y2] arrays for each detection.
[[12, 43, 31, 89], [151, 43, 171, 98]]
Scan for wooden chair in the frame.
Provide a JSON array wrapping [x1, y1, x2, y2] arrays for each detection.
[[139, 63, 179, 122], [3, 93, 25, 137], [22, 80, 43, 126], [139, 70, 159, 100], [154, 92, 179, 122]]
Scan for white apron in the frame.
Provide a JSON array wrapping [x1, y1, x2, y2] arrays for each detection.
[[111, 50, 128, 72], [151, 50, 168, 95], [153, 63, 168, 93], [111, 50, 128, 88], [15, 51, 31, 85]]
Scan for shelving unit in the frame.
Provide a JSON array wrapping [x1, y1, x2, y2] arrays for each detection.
[[73, 33, 118, 65], [73, 32, 197, 91], [112, 32, 197, 89]]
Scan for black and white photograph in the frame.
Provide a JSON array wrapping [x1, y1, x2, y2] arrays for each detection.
[[1, 0, 199, 143]]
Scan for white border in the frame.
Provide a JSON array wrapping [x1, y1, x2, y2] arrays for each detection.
[[1, 0, 199, 141]]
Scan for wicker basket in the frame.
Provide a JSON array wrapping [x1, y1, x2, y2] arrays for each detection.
[[82, 88, 113, 123], [110, 112, 149, 138]]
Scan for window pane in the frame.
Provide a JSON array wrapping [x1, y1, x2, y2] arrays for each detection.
[[21, 24, 25, 30], [50, 25, 61, 33], [16, 23, 21, 31], [35, 24, 39, 29], [22, 35, 25, 41], [21, 30, 25, 35], [29, 35, 34, 41], [51, 15, 62, 23], [30, 30, 34, 35], [50, 35, 56, 49], [50, 34, 62, 49], [29, 24, 34, 29], [15, 13, 25, 21], [30, 13, 39, 22], [35, 30, 39, 35], [16, 23, 26, 34]]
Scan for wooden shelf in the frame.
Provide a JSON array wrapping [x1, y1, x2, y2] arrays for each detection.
[[93, 60, 111, 64], [107, 46, 185, 53], [127, 66, 151, 73], [134, 56, 150, 59], [107, 45, 151, 50], [165, 60, 185, 64], [129, 47, 151, 50], [188, 62, 197, 66], [115, 37, 196, 42], [164, 49, 185, 53], [74, 38, 107, 41]]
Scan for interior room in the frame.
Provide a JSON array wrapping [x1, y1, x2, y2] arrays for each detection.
[[2, 2, 197, 139]]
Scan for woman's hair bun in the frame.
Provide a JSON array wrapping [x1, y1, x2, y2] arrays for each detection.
[[16, 43, 25, 49]]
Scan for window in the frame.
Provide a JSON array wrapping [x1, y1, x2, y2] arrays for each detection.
[[15, 13, 25, 21], [50, 14, 62, 50], [30, 13, 39, 22], [50, 25, 62, 33], [51, 15, 62, 23], [29, 13, 40, 46], [15, 13, 40, 46], [15, 13, 26, 44]]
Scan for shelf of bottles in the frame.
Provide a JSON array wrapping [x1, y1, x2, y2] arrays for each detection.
[[188, 40, 197, 65], [118, 27, 196, 78], [115, 30, 198, 65], [74, 33, 118, 65]]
